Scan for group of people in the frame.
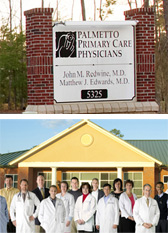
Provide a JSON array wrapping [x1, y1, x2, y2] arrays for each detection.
[[0, 175, 167, 233]]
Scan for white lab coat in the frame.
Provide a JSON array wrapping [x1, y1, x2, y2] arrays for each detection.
[[119, 192, 137, 218], [10, 191, 40, 233], [96, 195, 119, 233], [133, 196, 160, 233], [38, 196, 66, 233], [56, 192, 75, 232], [74, 194, 96, 232]]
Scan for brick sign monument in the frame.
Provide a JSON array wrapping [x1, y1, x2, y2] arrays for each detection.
[[24, 7, 159, 114]]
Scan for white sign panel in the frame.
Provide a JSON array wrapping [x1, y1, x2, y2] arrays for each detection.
[[53, 21, 137, 102]]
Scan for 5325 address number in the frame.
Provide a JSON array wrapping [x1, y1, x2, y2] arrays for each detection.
[[81, 89, 108, 99]]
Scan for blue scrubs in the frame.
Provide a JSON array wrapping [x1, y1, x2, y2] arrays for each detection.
[[0, 195, 9, 233]]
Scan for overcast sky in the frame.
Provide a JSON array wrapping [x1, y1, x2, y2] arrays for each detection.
[[0, 118, 167, 153], [0, 0, 151, 31]]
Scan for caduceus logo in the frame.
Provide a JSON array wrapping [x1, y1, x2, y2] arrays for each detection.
[[56, 32, 76, 58]]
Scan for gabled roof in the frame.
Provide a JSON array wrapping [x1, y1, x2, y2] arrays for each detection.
[[0, 150, 29, 166], [126, 140, 168, 166], [1, 140, 167, 166], [7, 119, 162, 166], [1, 120, 166, 167]]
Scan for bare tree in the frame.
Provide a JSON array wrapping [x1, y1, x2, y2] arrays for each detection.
[[8, 0, 12, 110], [163, 0, 168, 50], [56, 0, 58, 21], [127, 0, 132, 9], [162, 0, 168, 112], [99, 0, 116, 21], [94, 0, 96, 21], [99, 0, 103, 20], [155, 0, 168, 113], [20, 0, 22, 32], [81, 0, 86, 20], [42, 0, 44, 8], [71, 0, 75, 20], [8, 0, 12, 31], [143, 0, 149, 7]]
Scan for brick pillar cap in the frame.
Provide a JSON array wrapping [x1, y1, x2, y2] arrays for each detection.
[[24, 8, 53, 16], [124, 7, 155, 16]]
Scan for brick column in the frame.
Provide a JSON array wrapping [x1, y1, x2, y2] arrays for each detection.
[[124, 8, 155, 102], [143, 167, 155, 197], [18, 167, 33, 190], [24, 8, 54, 105]]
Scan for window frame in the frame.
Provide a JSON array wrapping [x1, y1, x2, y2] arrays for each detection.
[[163, 175, 168, 184], [37, 171, 52, 188], [62, 172, 118, 189], [4, 174, 18, 188], [123, 171, 143, 197]]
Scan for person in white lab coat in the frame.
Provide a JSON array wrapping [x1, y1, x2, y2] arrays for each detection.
[[119, 179, 137, 232], [38, 185, 66, 233], [74, 182, 96, 233], [56, 181, 75, 233], [10, 179, 40, 233], [133, 184, 160, 233], [96, 183, 119, 233]]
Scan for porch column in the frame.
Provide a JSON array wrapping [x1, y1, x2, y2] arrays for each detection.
[[51, 167, 57, 185], [117, 167, 122, 179]]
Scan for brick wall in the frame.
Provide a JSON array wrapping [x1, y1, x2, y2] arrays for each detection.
[[24, 8, 54, 105], [18, 167, 33, 190], [160, 167, 168, 192], [1, 167, 166, 194], [143, 167, 155, 197], [124, 8, 155, 102], [24, 7, 156, 105]]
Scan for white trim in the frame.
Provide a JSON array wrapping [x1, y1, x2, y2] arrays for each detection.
[[52, 167, 57, 185], [18, 161, 155, 168], [62, 171, 118, 189], [9, 120, 162, 166], [117, 167, 122, 179], [86, 121, 162, 165], [53, 21, 138, 27], [9, 120, 88, 165]]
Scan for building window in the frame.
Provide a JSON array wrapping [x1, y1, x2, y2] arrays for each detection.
[[62, 172, 117, 189], [38, 172, 52, 188], [163, 175, 168, 183], [4, 174, 18, 188], [124, 172, 143, 198]]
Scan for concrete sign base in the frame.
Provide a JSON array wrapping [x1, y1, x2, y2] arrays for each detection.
[[24, 101, 159, 114]]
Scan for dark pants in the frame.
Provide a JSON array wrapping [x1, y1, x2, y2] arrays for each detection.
[[93, 212, 99, 232], [7, 219, 16, 233], [78, 231, 93, 233], [93, 226, 99, 232], [120, 217, 135, 233], [117, 215, 122, 233], [156, 219, 168, 233]]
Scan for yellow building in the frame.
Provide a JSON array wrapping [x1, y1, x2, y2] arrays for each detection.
[[0, 120, 167, 197]]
